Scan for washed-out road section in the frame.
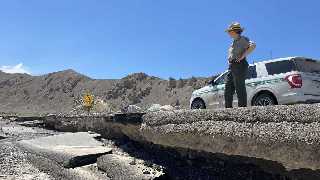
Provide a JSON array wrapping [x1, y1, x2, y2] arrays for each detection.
[[2, 103, 320, 179], [42, 104, 320, 176]]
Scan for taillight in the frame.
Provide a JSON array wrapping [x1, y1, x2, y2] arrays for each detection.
[[285, 74, 302, 88]]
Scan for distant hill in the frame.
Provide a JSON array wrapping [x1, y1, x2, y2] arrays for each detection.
[[0, 70, 217, 114]]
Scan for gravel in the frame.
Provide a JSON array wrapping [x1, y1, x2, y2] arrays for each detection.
[[0, 119, 55, 180], [0, 143, 53, 180]]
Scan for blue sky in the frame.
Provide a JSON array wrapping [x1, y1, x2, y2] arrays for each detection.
[[0, 0, 319, 79]]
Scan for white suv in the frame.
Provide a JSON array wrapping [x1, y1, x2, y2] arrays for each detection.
[[190, 57, 320, 109]]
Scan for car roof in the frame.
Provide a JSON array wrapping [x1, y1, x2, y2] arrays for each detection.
[[219, 57, 299, 74], [217, 56, 318, 76], [251, 56, 298, 66], [249, 56, 320, 66]]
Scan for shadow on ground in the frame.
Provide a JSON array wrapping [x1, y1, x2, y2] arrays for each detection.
[[107, 137, 320, 180]]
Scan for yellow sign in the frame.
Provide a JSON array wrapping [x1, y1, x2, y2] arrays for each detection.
[[83, 92, 94, 108]]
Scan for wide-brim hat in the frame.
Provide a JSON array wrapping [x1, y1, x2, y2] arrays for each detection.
[[225, 22, 244, 32]]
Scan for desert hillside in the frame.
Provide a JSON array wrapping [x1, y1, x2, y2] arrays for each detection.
[[0, 70, 217, 114]]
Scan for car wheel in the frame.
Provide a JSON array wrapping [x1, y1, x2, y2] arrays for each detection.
[[253, 94, 276, 106], [191, 99, 206, 109]]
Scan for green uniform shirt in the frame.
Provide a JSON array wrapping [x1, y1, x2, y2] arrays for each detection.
[[228, 35, 252, 63]]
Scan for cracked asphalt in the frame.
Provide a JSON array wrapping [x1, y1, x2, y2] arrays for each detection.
[[0, 119, 115, 180], [0, 118, 162, 180]]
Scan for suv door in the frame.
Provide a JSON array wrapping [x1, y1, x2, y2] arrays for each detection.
[[245, 65, 258, 106], [213, 72, 228, 108]]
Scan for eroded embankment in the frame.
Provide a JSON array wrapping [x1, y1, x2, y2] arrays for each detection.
[[39, 104, 320, 179], [142, 104, 320, 171]]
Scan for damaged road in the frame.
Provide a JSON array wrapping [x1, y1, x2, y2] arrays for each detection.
[[39, 104, 320, 179], [3, 103, 320, 179], [0, 117, 164, 180], [0, 118, 111, 180]]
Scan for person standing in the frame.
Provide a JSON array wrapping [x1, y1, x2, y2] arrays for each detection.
[[224, 22, 256, 108]]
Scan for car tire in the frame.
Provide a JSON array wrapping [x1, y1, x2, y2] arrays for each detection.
[[253, 93, 276, 106], [191, 99, 206, 109]]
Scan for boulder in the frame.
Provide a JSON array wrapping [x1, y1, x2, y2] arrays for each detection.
[[97, 154, 165, 180], [147, 104, 162, 112], [126, 105, 143, 113], [147, 104, 175, 112], [160, 105, 175, 111]]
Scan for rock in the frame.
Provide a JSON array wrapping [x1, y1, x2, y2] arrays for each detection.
[[148, 104, 175, 112], [159, 105, 175, 111], [126, 105, 143, 113], [97, 154, 164, 180], [147, 104, 162, 112]]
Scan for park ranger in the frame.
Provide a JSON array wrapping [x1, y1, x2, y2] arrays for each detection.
[[225, 22, 256, 108]]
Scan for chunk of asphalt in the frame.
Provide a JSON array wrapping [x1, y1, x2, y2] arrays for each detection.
[[17, 120, 44, 127], [17, 132, 112, 168], [97, 154, 165, 180]]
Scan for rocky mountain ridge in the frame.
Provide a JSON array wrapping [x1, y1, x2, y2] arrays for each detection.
[[0, 70, 216, 114]]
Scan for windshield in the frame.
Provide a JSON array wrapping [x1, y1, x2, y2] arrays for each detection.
[[214, 72, 227, 85], [294, 58, 320, 74]]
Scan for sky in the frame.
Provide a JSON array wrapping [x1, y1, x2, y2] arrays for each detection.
[[0, 0, 319, 79]]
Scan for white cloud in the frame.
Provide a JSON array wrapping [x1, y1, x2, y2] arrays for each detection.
[[0, 63, 31, 74]]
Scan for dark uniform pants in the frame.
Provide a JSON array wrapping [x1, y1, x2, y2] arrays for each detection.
[[224, 59, 249, 108]]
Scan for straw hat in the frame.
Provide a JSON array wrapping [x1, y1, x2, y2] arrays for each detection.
[[225, 22, 244, 32]]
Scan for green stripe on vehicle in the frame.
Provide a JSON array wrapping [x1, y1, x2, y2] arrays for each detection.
[[246, 78, 285, 87], [195, 78, 285, 95]]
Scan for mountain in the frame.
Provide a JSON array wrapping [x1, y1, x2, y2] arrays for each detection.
[[0, 70, 217, 114]]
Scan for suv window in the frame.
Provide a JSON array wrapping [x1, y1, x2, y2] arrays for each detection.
[[214, 72, 227, 85], [265, 60, 297, 75], [294, 58, 320, 74], [246, 65, 257, 79]]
